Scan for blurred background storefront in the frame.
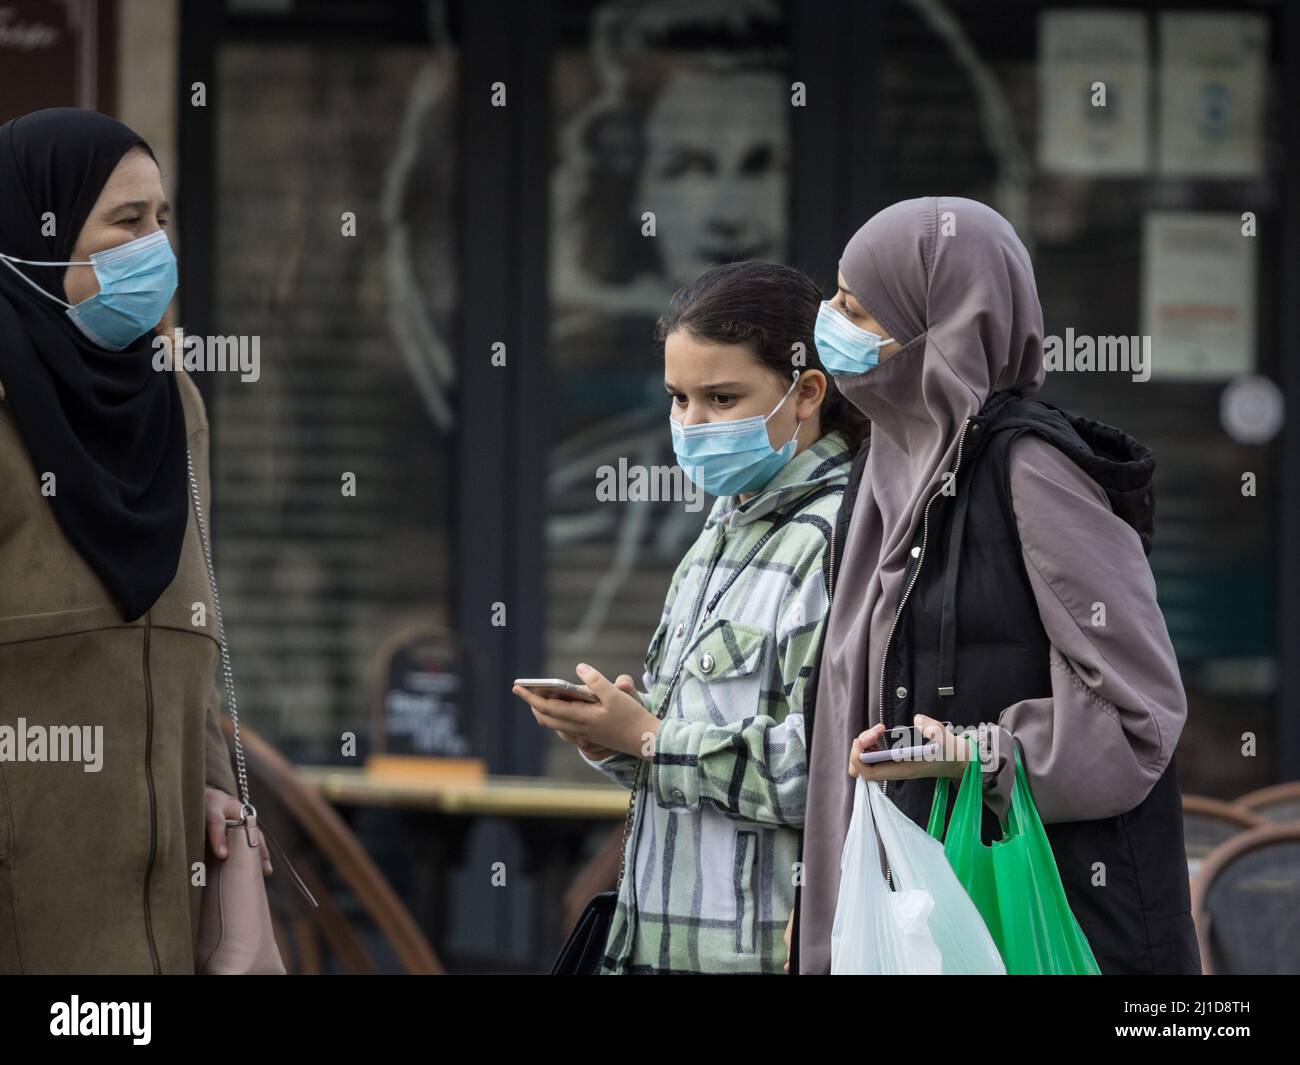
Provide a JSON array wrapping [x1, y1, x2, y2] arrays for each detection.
[[2, 0, 1296, 972]]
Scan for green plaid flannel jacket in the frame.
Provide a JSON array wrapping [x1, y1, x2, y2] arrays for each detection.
[[582, 430, 852, 974]]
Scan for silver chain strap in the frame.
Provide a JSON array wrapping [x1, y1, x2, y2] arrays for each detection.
[[186, 448, 253, 818]]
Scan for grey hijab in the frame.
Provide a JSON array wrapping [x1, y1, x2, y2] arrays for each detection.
[[798, 197, 1045, 972]]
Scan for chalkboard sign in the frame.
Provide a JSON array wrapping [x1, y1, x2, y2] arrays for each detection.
[[369, 626, 484, 780]]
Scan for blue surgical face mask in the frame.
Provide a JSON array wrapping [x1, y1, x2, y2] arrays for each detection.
[[0, 229, 178, 350], [671, 371, 802, 497], [814, 299, 894, 376]]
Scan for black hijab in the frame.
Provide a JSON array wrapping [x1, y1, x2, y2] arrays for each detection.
[[0, 108, 187, 622]]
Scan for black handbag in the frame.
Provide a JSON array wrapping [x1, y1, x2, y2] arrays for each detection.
[[550, 890, 617, 975]]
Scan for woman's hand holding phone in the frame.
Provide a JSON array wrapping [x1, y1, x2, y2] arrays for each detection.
[[512, 665, 660, 759], [571, 673, 640, 758], [848, 715, 970, 781]]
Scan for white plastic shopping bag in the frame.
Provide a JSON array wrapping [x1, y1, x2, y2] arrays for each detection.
[[830, 777, 1005, 975]]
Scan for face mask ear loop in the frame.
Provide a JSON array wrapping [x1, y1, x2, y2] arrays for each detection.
[[765, 369, 801, 421], [0, 253, 75, 309], [786, 415, 803, 448], [828, 299, 896, 349], [764, 370, 804, 447], [858, 308, 896, 349]]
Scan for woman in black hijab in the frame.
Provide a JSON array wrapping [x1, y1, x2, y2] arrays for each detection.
[[0, 108, 268, 974], [0, 107, 187, 616]]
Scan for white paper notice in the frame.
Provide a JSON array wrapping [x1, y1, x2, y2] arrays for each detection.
[[1158, 12, 1268, 177], [1141, 212, 1256, 380], [1038, 10, 1149, 175]]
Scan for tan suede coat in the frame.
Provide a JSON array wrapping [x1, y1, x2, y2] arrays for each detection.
[[0, 368, 239, 974]]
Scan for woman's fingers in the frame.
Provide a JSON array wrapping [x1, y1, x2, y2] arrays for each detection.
[[512, 684, 592, 726], [205, 808, 229, 858], [914, 714, 951, 750], [848, 723, 886, 776], [204, 787, 272, 874], [204, 787, 242, 859], [518, 698, 587, 745], [915, 714, 967, 764], [513, 683, 559, 713], [575, 663, 615, 703], [530, 703, 588, 739]]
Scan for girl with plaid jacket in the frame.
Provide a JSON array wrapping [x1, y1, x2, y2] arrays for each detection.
[[514, 261, 864, 973]]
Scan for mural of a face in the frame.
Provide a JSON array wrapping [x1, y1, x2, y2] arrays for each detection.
[[639, 67, 789, 286]]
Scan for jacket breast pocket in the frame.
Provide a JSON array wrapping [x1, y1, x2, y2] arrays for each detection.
[[676, 619, 769, 725], [682, 618, 769, 685]]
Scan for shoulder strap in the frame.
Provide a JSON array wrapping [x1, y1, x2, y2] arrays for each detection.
[[186, 449, 251, 812], [187, 448, 317, 909], [706, 481, 844, 615], [826, 442, 869, 600]]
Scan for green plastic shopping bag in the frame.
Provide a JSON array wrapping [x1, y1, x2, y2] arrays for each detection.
[[927, 736, 1101, 974]]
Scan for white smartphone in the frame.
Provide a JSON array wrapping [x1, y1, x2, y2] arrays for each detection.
[[513, 678, 599, 703]]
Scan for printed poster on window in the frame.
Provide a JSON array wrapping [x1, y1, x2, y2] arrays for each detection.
[[1037, 10, 1149, 175], [1141, 212, 1256, 380], [1158, 12, 1268, 177]]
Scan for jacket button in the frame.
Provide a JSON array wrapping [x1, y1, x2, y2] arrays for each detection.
[[910, 546, 921, 558], [896, 686, 908, 699], [672, 788, 686, 803], [674, 623, 684, 638], [700, 653, 715, 673]]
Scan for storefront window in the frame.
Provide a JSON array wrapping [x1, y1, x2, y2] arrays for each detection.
[[545, 0, 792, 775], [212, 39, 457, 762], [877, 0, 1284, 797]]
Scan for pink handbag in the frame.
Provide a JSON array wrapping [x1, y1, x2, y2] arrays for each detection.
[[188, 450, 315, 975], [197, 811, 287, 974]]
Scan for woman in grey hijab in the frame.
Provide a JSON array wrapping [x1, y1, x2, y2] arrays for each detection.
[[789, 197, 1200, 975]]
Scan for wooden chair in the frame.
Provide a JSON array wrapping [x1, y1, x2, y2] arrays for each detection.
[[1182, 795, 1265, 880], [218, 717, 443, 974], [1190, 822, 1300, 975], [1236, 781, 1300, 825]]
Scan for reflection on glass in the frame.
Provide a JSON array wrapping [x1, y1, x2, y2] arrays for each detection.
[[213, 42, 455, 762], [546, 3, 791, 766]]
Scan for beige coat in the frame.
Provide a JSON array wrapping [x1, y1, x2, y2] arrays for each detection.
[[0, 368, 239, 974]]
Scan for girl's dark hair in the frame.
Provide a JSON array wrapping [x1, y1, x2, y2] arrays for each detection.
[[655, 261, 869, 453]]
